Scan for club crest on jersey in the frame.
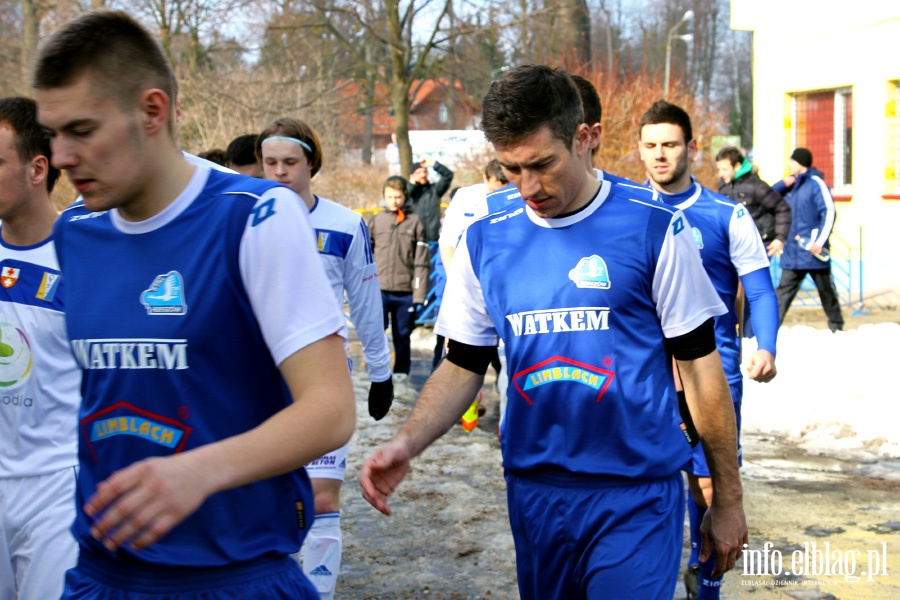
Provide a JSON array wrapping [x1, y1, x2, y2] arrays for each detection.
[[317, 231, 329, 253], [568, 255, 610, 289], [0, 267, 20, 289], [692, 227, 704, 249], [36, 272, 60, 301], [141, 271, 187, 315], [512, 356, 614, 406]]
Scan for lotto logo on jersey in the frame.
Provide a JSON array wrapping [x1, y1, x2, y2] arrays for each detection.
[[0, 267, 20, 289], [81, 401, 192, 461], [568, 255, 610, 289], [141, 271, 187, 315], [512, 356, 614, 406]]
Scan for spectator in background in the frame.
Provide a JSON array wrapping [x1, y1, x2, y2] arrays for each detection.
[[773, 148, 844, 332], [225, 133, 263, 177], [407, 157, 453, 242], [715, 146, 791, 257], [198, 148, 227, 167], [715, 146, 791, 339], [369, 176, 431, 394], [385, 133, 400, 176]]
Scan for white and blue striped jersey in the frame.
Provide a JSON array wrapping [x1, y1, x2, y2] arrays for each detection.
[[436, 176, 725, 479], [54, 165, 346, 566], [439, 183, 525, 253], [0, 234, 80, 477], [308, 196, 391, 383], [655, 180, 770, 383]]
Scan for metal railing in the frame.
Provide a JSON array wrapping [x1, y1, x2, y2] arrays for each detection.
[[768, 228, 861, 308]]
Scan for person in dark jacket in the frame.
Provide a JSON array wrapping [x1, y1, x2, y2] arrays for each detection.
[[716, 146, 791, 257], [407, 157, 454, 242], [772, 148, 844, 332], [370, 176, 432, 384]]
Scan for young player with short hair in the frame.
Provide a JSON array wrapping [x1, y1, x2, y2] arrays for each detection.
[[35, 10, 354, 599], [639, 100, 779, 600], [257, 116, 393, 600]]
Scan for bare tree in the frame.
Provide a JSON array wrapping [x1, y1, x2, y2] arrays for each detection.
[[307, 0, 453, 177]]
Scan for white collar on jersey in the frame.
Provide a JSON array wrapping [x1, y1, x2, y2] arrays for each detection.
[[110, 165, 207, 235], [525, 176, 611, 229], [655, 177, 702, 211]]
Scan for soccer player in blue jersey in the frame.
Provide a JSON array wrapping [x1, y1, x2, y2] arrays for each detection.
[[0, 97, 81, 600], [34, 10, 355, 599], [258, 116, 393, 599], [360, 65, 747, 600], [639, 100, 779, 600]]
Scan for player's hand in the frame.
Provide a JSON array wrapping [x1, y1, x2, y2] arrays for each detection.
[[359, 438, 412, 516], [85, 453, 215, 552], [420, 157, 436, 168], [368, 378, 394, 421], [746, 349, 776, 382], [808, 242, 824, 255], [699, 501, 748, 577], [766, 239, 784, 257], [782, 175, 796, 187]]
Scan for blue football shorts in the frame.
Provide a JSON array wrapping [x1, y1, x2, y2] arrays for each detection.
[[505, 470, 684, 600], [61, 552, 318, 599]]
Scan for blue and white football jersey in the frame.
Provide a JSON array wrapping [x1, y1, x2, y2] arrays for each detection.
[[308, 196, 390, 382], [655, 180, 770, 383], [0, 234, 80, 477], [436, 176, 725, 479], [439, 183, 522, 252], [54, 165, 346, 566]]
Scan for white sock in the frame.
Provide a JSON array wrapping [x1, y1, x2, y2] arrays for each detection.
[[301, 511, 341, 600]]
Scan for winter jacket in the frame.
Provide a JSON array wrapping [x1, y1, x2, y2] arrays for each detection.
[[406, 161, 454, 242], [369, 209, 431, 303], [773, 166, 836, 271], [718, 159, 791, 244]]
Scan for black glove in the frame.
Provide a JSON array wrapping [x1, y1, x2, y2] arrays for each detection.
[[368, 378, 394, 421]]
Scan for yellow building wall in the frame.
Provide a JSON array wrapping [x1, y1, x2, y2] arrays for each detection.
[[732, 1, 900, 291]]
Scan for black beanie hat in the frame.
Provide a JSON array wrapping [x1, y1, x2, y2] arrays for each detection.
[[790, 148, 813, 168]]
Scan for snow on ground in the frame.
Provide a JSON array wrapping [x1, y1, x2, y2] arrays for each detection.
[[742, 322, 900, 461]]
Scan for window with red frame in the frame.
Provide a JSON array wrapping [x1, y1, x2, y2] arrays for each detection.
[[793, 88, 852, 195]]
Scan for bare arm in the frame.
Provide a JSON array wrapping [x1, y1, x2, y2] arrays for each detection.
[[86, 333, 355, 551], [677, 350, 748, 577], [359, 359, 484, 515]]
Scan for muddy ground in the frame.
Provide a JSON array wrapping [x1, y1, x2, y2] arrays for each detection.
[[336, 307, 900, 599]]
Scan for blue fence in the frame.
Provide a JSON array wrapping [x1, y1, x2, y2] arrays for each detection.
[[769, 230, 861, 309], [415, 242, 443, 326]]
